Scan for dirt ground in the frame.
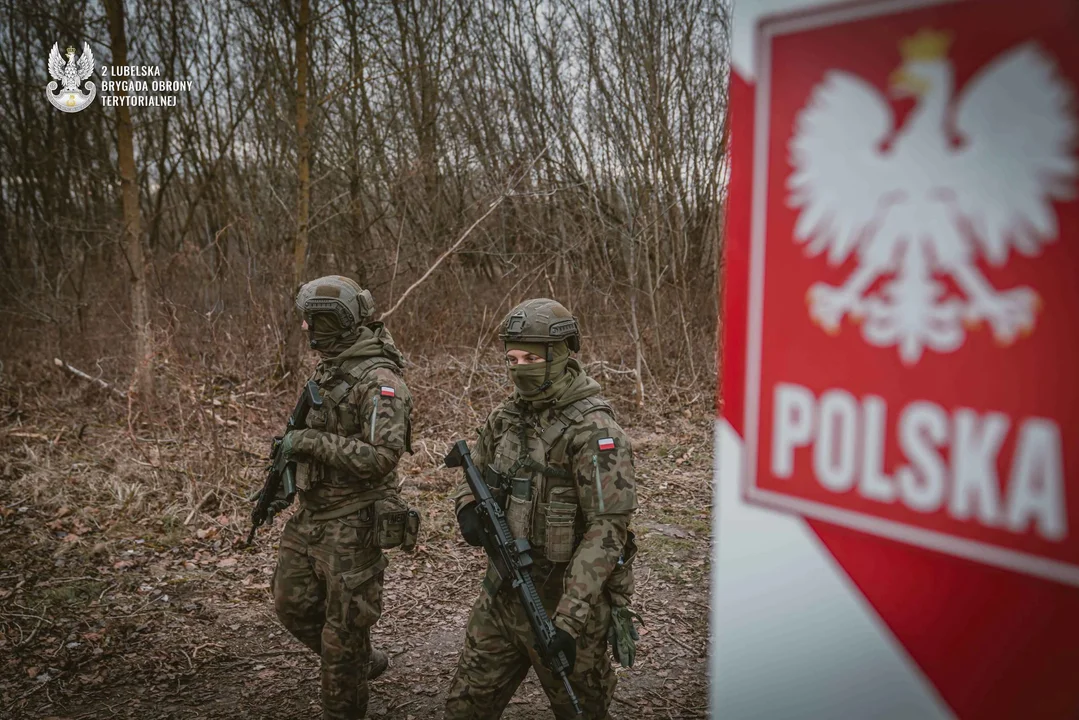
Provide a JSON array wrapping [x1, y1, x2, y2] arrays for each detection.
[[0, 366, 713, 720]]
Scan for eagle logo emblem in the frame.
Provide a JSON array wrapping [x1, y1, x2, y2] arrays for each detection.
[[787, 30, 1078, 364], [46, 42, 96, 113]]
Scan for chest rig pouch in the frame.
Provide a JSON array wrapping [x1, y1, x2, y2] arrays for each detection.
[[488, 397, 613, 563]]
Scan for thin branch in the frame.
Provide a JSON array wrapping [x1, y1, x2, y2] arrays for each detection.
[[379, 142, 552, 321], [378, 196, 506, 321]]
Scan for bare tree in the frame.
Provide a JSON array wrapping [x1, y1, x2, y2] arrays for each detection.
[[293, 0, 312, 289], [0, 0, 730, 405], [105, 0, 154, 399]]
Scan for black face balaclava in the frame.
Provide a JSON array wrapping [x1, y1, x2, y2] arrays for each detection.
[[308, 313, 359, 356]]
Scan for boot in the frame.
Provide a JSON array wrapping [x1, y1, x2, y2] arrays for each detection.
[[368, 648, 389, 680]]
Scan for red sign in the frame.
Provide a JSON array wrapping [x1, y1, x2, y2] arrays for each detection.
[[743, 0, 1079, 586], [714, 1, 1079, 718]]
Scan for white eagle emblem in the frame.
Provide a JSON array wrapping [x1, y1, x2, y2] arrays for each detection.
[[46, 42, 96, 113], [787, 30, 1078, 365]]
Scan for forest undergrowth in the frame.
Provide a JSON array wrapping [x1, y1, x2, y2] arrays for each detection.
[[0, 318, 716, 719]]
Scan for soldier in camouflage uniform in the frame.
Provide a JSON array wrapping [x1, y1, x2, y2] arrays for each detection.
[[445, 298, 640, 720], [271, 276, 416, 720]]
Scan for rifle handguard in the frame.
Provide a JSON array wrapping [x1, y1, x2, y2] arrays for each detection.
[[246, 381, 323, 546]]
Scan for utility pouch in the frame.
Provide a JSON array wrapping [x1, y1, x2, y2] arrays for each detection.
[[510, 476, 531, 500], [294, 461, 315, 491], [484, 467, 507, 505], [374, 495, 410, 549], [504, 475, 533, 539], [401, 509, 420, 553], [506, 494, 533, 540], [544, 495, 578, 563]]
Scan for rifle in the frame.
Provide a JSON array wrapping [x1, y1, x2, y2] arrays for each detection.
[[246, 380, 323, 545], [445, 440, 582, 716]]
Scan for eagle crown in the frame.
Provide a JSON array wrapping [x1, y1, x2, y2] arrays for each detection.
[[899, 29, 952, 62], [65, 45, 75, 58]]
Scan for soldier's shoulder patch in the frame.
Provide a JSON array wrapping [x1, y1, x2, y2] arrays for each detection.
[[380, 386, 396, 398], [598, 437, 616, 451]]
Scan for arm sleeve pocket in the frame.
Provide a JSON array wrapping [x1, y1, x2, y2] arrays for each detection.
[[544, 501, 577, 563]]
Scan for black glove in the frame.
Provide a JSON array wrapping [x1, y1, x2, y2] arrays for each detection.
[[548, 626, 577, 673], [457, 503, 484, 547]]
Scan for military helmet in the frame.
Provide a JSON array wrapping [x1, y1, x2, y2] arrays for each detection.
[[295, 275, 375, 328], [498, 298, 581, 353]]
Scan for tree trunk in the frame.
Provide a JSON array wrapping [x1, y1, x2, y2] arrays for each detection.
[[293, 0, 311, 290], [105, 0, 154, 400]]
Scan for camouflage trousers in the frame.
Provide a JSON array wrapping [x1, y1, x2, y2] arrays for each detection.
[[273, 505, 387, 720], [445, 574, 616, 720]]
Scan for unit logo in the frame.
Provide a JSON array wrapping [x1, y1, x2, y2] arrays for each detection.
[[46, 42, 96, 113]]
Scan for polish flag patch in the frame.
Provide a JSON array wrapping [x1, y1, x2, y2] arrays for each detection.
[[380, 386, 396, 397], [598, 437, 615, 451]]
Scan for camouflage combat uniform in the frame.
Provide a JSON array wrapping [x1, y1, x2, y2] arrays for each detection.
[[272, 277, 414, 720], [446, 299, 638, 720]]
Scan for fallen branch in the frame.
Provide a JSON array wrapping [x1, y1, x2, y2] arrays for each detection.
[[203, 408, 238, 427], [6, 432, 49, 441], [53, 358, 126, 398]]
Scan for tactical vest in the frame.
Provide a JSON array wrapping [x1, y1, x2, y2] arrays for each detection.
[[486, 396, 613, 564], [296, 354, 406, 517]]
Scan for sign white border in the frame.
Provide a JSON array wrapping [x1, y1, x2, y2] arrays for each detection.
[[741, 0, 1079, 588]]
